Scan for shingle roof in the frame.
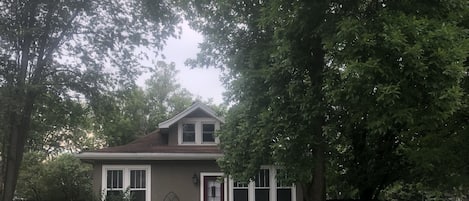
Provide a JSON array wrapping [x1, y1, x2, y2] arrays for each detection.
[[89, 130, 222, 154], [77, 103, 224, 161]]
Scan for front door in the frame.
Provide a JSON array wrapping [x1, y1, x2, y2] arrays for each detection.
[[204, 176, 224, 201]]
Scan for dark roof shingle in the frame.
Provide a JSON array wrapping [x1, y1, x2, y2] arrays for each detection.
[[90, 130, 222, 154]]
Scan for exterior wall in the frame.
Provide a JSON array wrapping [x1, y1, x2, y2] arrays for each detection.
[[152, 160, 221, 201], [92, 163, 103, 198], [91, 160, 221, 201], [168, 124, 178, 145]]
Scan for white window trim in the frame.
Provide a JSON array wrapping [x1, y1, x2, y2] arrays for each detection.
[[228, 166, 296, 201], [102, 165, 151, 201], [199, 172, 227, 201], [178, 118, 220, 145]]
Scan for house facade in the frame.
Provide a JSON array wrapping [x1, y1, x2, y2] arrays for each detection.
[[77, 102, 302, 201]]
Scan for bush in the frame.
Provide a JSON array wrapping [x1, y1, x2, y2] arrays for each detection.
[[16, 152, 97, 201]]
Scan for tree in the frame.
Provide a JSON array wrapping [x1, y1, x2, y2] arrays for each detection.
[[325, 1, 469, 199], [97, 61, 194, 146], [0, 0, 180, 200], [183, 1, 332, 200], [16, 153, 95, 201], [182, 0, 469, 200]]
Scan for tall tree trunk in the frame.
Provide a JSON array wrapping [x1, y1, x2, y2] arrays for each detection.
[[311, 141, 326, 201], [304, 34, 327, 201], [3, 117, 23, 201], [302, 139, 326, 201], [359, 188, 376, 201], [1, 2, 38, 200], [2, 96, 34, 201]]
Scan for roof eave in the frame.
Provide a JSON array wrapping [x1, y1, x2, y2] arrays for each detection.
[[158, 102, 225, 129], [75, 152, 223, 161]]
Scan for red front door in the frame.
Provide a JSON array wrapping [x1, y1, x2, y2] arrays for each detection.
[[204, 176, 224, 201]]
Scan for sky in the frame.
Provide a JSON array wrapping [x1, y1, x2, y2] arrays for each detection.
[[159, 23, 225, 104]]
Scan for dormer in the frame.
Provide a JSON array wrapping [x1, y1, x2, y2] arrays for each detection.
[[158, 102, 224, 146]]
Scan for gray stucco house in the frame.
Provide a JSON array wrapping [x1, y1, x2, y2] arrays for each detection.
[[77, 102, 301, 201]]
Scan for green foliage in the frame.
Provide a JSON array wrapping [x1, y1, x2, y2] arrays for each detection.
[[185, 1, 330, 200], [0, 0, 181, 199], [95, 61, 194, 146], [184, 0, 469, 200], [16, 153, 96, 201], [381, 182, 468, 201], [324, 1, 469, 199]]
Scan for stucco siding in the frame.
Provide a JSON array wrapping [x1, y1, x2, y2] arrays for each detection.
[[91, 160, 221, 201], [90, 160, 302, 201], [152, 160, 221, 201], [168, 124, 178, 145], [92, 163, 103, 198]]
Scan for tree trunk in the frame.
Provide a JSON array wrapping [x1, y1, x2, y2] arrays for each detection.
[[301, 141, 326, 201], [303, 34, 327, 201], [359, 188, 376, 201], [1, 2, 38, 200], [311, 142, 326, 201], [2, 99, 34, 201], [2, 120, 24, 201]]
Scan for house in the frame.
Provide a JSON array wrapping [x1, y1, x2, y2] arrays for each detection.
[[77, 102, 301, 201]]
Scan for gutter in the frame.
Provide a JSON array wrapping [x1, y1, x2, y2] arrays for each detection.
[[75, 152, 223, 161]]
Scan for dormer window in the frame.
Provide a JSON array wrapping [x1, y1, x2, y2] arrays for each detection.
[[202, 124, 215, 143], [182, 124, 196, 143], [178, 118, 220, 145], [158, 102, 224, 146]]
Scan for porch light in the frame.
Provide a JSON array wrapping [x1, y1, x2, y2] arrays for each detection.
[[192, 173, 199, 185]]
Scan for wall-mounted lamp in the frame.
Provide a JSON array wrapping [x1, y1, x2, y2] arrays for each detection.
[[192, 173, 199, 185]]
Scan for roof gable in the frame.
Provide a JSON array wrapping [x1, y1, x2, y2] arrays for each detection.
[[158, 102, 224, 129]]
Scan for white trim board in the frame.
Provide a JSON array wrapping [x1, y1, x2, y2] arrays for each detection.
[[76, 152, 223, 160], [199, 172, 227, 201], [101, 165, 151, 201], [159, 102, 225, 129]]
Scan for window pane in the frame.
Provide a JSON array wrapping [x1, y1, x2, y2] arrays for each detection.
[[130, 190, 146, 201], [118, 170, 123, 188], [255, 169, 269, 187], [131, 170, 146, 188], [234, 181, 249, 188], [255, 169, 270, 201], [203, 124, 215, 131], [107, 170, 123, 189], [202, 124, 215, 142], [255, 189, 269, 201], [233, 189, 248, 201], [183, 124, 195, 142], [277, 189, 292, 201], [107, 171, 112, 188], [276, 169, 292, 187], [106, 190, 124, 200]]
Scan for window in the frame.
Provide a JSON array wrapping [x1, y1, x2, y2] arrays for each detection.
[[106, 170, 123, 199], [233, 182, 249, 201], [102, 165, 151, 201], [182, 124, 196, 143], [178, 118, 220, 145], [230, 167, 296, 201], [276, 170, 293, 201], [202, 124, 215, 143], [130, 170, 146, 201], [255, 169, 270, 201]]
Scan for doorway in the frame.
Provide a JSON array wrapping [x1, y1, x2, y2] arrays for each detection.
[[202, 174, 225, 201]]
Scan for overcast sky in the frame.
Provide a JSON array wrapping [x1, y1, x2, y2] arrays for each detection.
[[162, 24, 225, 104], [138, 23, 225, 104]]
